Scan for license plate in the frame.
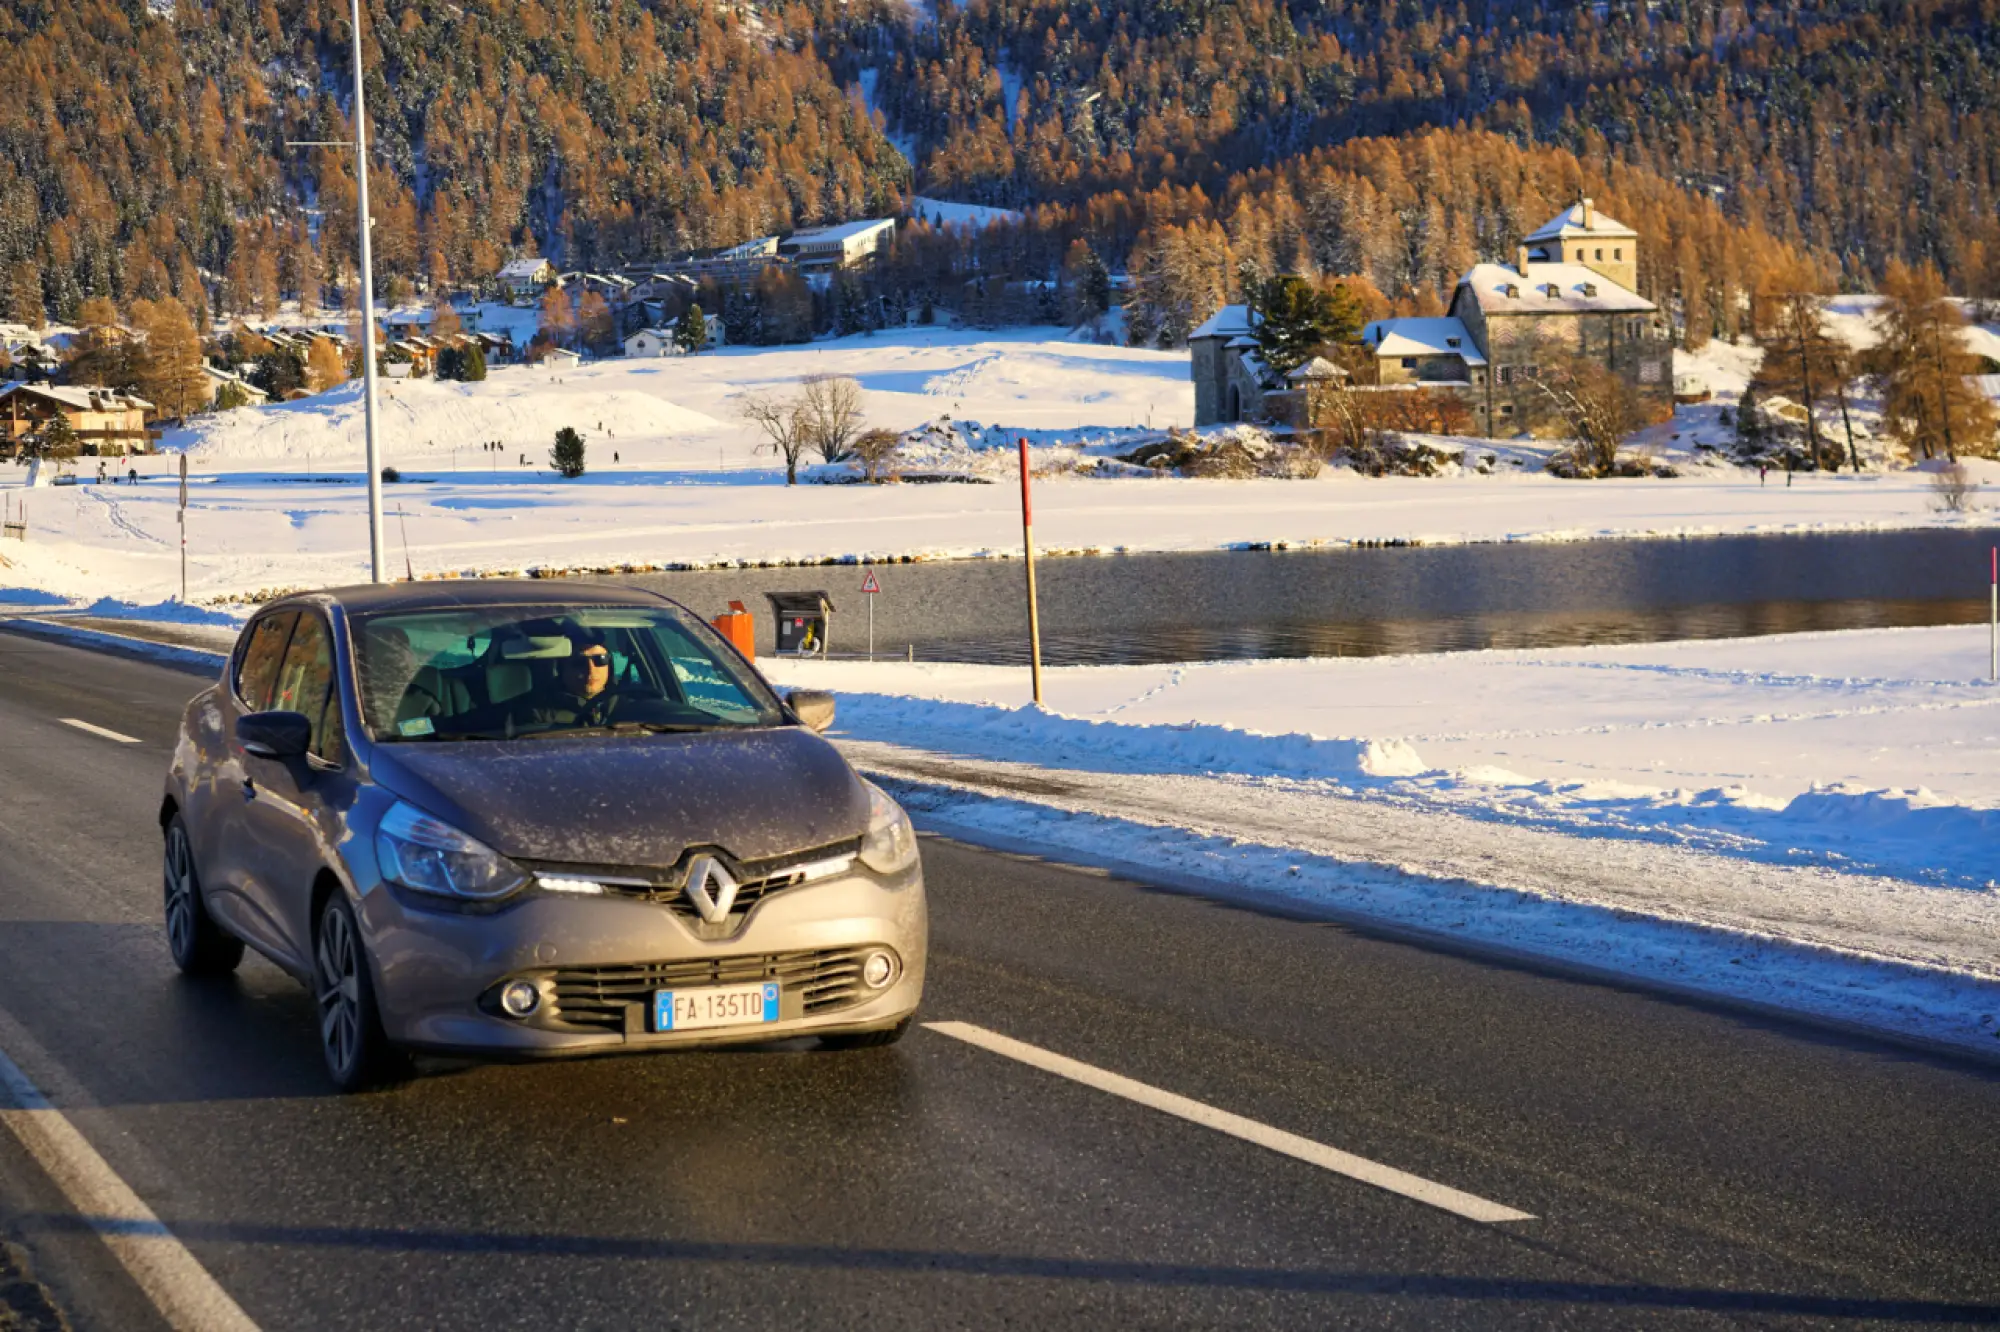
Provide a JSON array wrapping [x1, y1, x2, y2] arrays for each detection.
[[654, 981, 780, 1032]]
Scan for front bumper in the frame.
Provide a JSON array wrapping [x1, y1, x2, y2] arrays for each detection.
[[358, 865, 926, 1054]]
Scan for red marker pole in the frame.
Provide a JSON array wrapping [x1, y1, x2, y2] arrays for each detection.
[[1990, 546, 1996, 682], [1019, 438, 1044, 706]]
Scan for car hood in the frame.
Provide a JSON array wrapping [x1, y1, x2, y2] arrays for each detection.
[[370, 726, 870, 867]]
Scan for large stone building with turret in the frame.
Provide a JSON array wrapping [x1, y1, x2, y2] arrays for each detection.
[[1192, 200, 1674, 436]]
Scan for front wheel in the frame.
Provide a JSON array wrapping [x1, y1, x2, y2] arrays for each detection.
[[313, 895, 405, 1092], [163, 816, 243, 976]]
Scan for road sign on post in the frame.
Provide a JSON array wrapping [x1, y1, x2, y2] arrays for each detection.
[[1018, 438, 1043, 705], [860, 566, 880, 661]]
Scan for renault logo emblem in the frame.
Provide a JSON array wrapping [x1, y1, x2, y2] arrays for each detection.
[[683, 856, 741, 924]]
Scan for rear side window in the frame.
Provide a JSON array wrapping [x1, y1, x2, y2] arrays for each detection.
[[235, 612, 298, 711], [273, 615, 342, 762]]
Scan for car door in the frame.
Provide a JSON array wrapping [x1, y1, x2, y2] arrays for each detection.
[[238, 610, 356, 973], [199, 609, 298, 958]]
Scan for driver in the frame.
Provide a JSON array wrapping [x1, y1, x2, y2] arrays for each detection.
[[521, 629, 628, 728]]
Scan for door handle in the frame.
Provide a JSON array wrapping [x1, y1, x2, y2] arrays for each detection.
[[242, 778, 256, 801]]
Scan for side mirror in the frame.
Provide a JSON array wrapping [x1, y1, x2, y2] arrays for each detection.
[[237, 710, 312, 759], [786, 689, 836, 734]]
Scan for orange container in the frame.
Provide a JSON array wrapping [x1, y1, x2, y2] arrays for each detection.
[[713, 600, 756, 660]]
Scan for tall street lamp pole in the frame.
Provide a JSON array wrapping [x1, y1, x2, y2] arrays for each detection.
[[349, 0, 386, 582]]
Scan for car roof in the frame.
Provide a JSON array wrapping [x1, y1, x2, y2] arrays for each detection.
[[286, 579, 674, 616]]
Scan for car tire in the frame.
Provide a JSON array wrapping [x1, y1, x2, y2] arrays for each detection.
[[819, 1016, 913, 1050], [163, 815, 244, 976], [313, 894, 406, 1092]]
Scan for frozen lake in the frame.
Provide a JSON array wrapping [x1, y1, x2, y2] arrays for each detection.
[[619, 527, 2000, 665]]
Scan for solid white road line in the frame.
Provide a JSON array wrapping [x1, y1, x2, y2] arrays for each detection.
[[0, 1045, 262, 1332], [925, 1020, 1535, 1225], [59, 718, 141, 745]]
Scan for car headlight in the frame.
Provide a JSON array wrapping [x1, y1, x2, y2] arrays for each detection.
[[375, 800, 526, 901], [857, 782, 918, 875]]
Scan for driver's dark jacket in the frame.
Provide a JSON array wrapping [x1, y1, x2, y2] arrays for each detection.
[[516, 688, 631, 728]]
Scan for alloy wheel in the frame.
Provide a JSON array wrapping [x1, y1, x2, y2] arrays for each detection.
[[164, 824, 196, 962], [316, 905, 362, 1078]]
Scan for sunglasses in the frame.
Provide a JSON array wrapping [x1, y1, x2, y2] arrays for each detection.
[[570, 651, 611, 666]]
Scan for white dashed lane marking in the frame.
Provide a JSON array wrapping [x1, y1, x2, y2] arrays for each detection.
[[926, 1020, 1536, 1225], [59, 718, 141, 744], [0, 1042, 262, 1332]]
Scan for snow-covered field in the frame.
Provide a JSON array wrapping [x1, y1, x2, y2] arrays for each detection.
[[768, 625, 1999, 890], [763, 625, 2000, 1051], [2, 326, 1994, 606]]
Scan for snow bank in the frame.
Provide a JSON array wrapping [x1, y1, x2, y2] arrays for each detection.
[[833, 692, 1428, 780]]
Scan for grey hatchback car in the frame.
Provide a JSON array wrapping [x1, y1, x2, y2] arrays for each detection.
[[161, 581, 926, 1091]]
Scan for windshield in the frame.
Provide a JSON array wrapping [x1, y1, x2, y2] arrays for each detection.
[[350, 602, 786, 742]]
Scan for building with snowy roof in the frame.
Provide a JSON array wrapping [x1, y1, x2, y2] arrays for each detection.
[[498, 257, 556, 296], [1194, 199, 1672, 435], [779, 218, 896, 270], [0, 382, 157, 456]]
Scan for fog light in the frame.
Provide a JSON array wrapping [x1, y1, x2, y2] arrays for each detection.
[[500, 980, 541, 1017], [861, 951, 896, 989]]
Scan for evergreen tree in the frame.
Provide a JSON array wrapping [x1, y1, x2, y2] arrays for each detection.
[[460, 341, 487, 381], [1251, 275, 1364, 376], [1733, 384, 1771, 462], [254, 348, 305, 397], [1062, 239, 1111, 327], [674, 303, 709, 354], [550, 425, 586, 478], [26, 409, 78, 460]]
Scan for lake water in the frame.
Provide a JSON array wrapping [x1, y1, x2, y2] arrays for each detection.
[[616, 528, 2000, 666]]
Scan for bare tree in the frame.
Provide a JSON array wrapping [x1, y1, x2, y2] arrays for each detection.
[[1752, 269, 1860, 471], [799, 374, 865, 465], [1931, 462, 1980, 513], [740, 391, 813, 485], [1532, 359, 1644, 477], [850, 428, 901, 482]]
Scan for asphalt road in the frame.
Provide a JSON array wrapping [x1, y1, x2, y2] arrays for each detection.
[[0, 628, 1997, 1330]]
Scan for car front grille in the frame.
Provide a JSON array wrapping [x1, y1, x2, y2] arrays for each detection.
[[545, 947, 875, 1032], [523, 838, 863, 937]]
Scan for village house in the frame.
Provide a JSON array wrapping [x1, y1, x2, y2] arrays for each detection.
[[0, 382, 156, 456], [623, 328, 675, 358], [565, 272, 637, 300], [1192, 200, 1673, 436], [200, 364, 269, 408], [498, 257, 556, 298], [622, 313, 724, 358]]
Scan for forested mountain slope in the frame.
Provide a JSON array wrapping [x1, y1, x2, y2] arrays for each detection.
[[2, 0, 1993, 328], [857, 0, 2000, 290]]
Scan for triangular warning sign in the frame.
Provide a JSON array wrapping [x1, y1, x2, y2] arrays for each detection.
[[860, 568, 880, 594]]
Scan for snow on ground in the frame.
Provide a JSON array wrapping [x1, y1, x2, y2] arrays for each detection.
[[767, 624, 2000, 891], [760, 625, 2000, 1050], [907, 198, 1025, 231], [2, 324, 1994, 606]]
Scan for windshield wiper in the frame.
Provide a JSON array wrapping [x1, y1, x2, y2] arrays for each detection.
[[518, 720, 728, 739]]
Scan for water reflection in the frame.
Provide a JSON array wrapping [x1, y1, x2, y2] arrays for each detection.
[[617, 528, 2000, 667]]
